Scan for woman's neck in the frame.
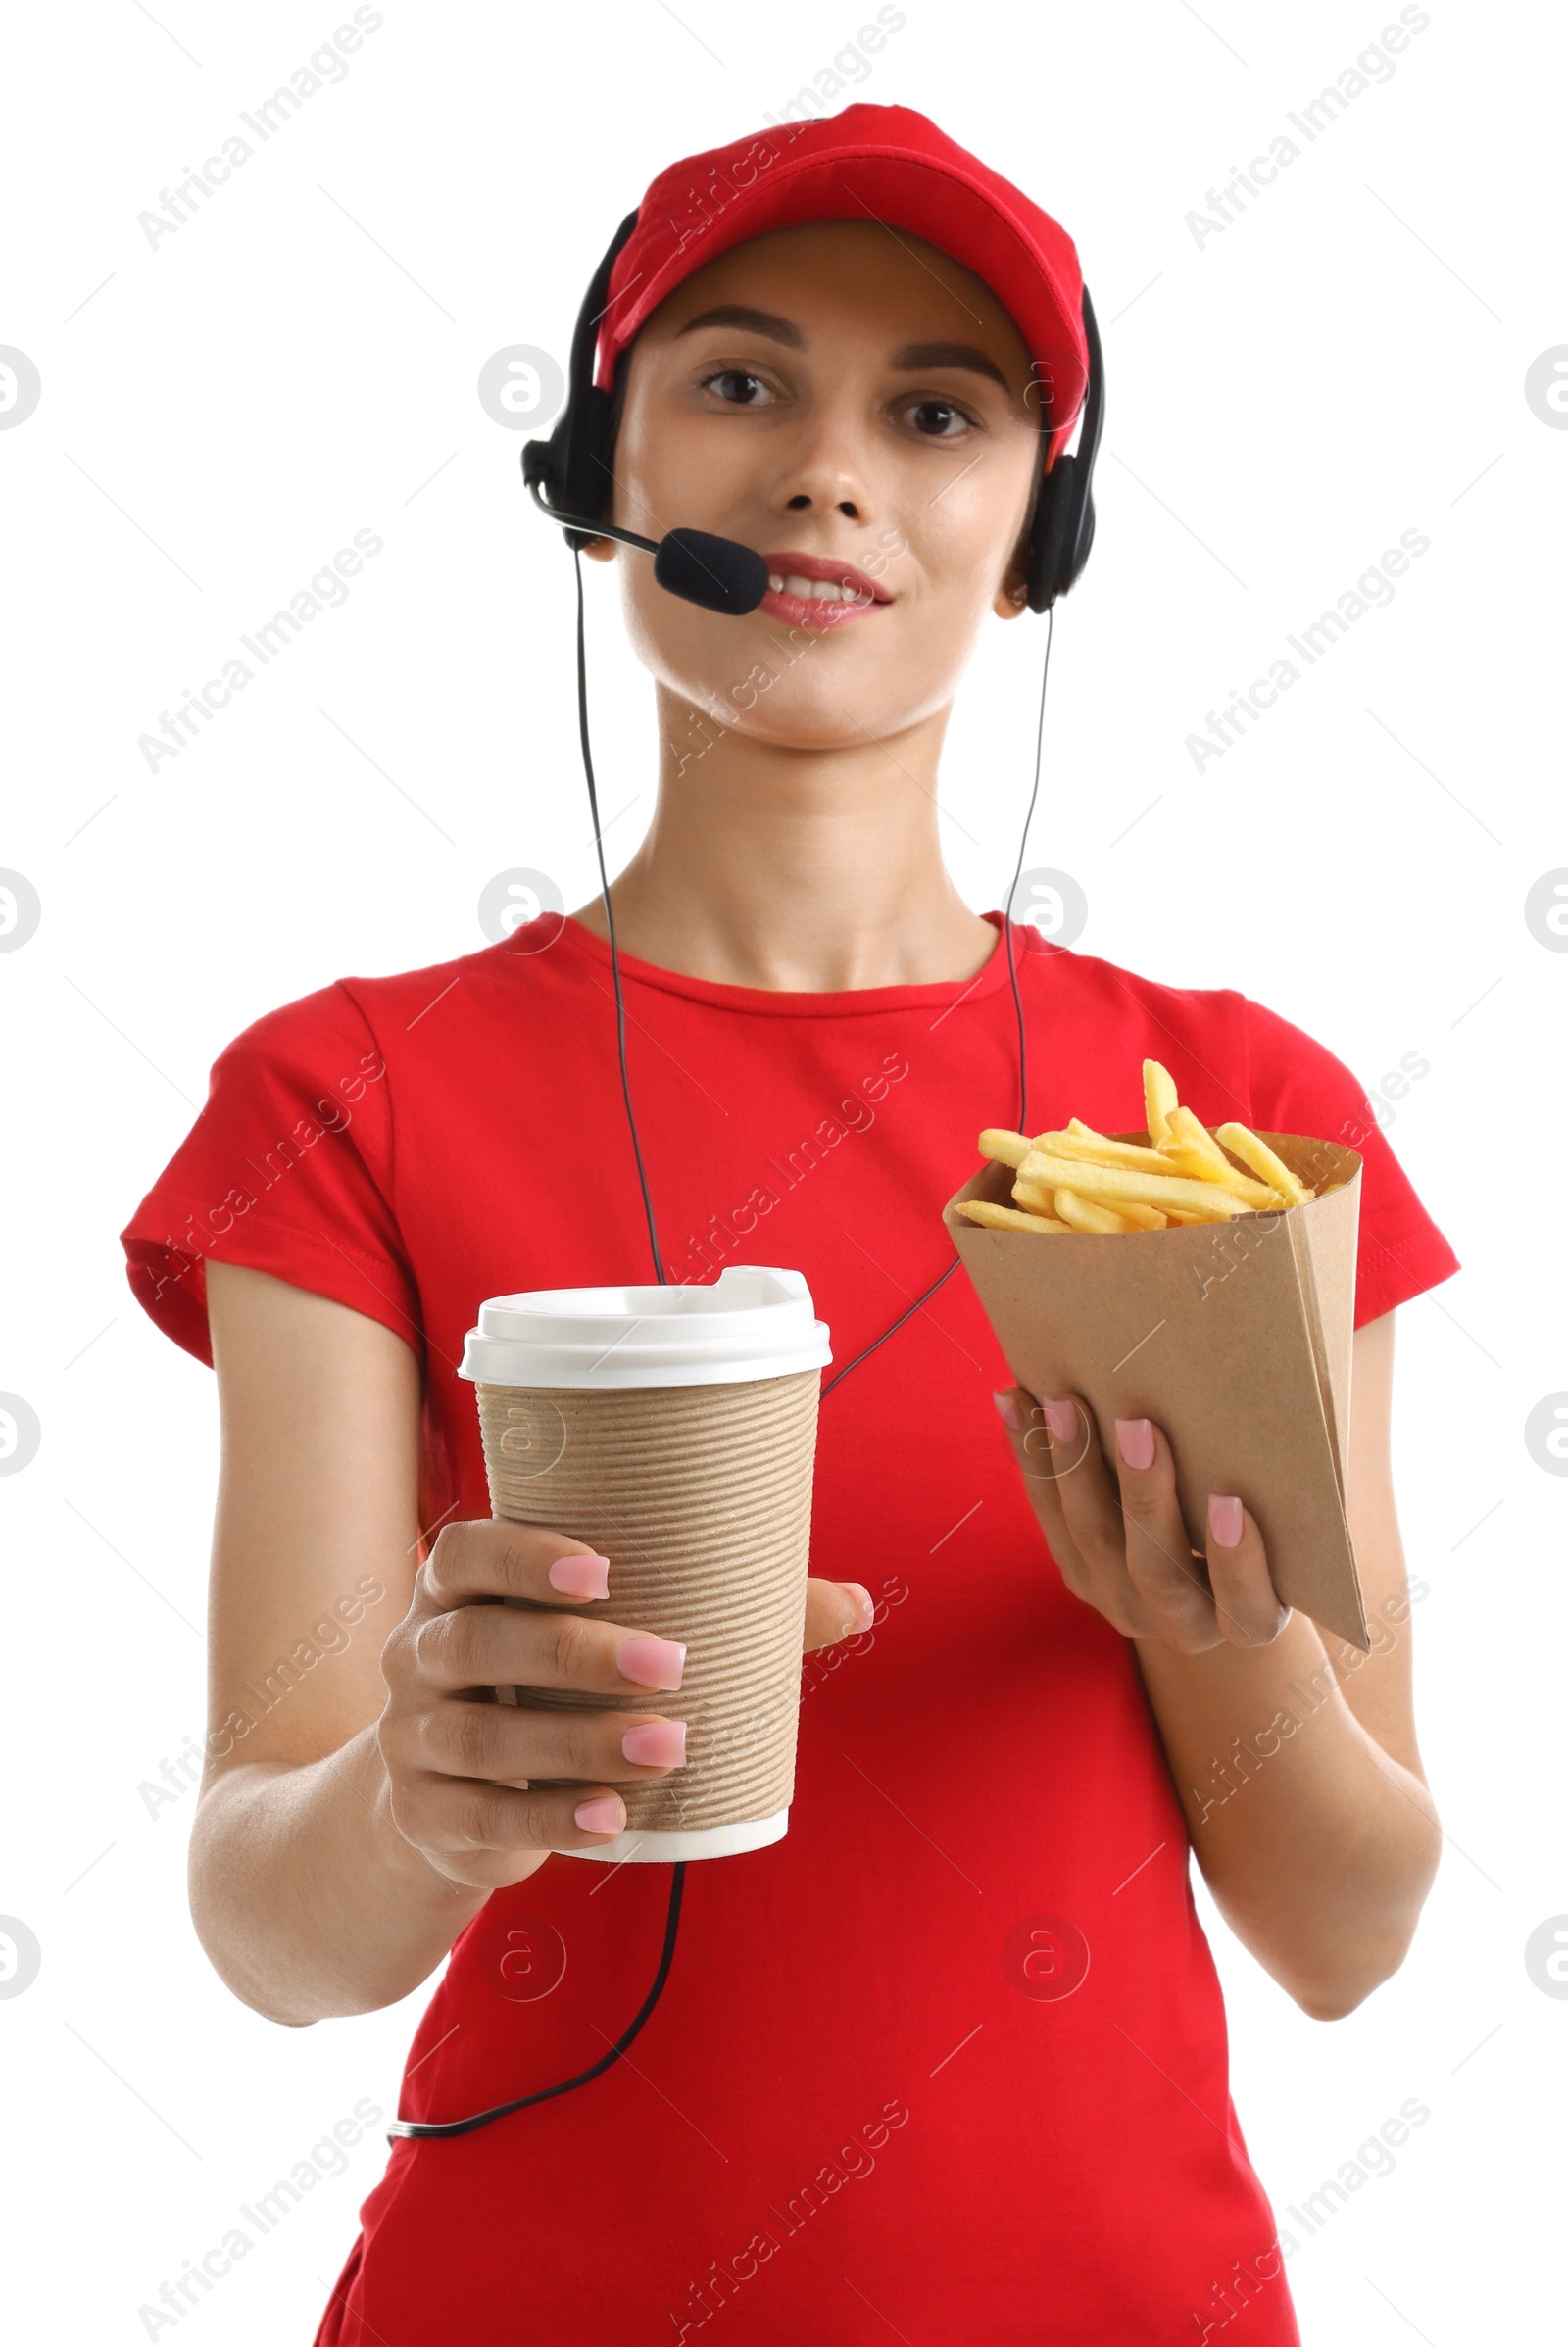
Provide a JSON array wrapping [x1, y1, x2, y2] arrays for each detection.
[[568, 684, 1000, 992]]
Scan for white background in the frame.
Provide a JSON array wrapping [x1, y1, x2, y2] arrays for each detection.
[[2, 2, 1563, 2339]]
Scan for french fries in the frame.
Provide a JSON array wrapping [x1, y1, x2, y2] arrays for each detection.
[[976, 1127, 1034, 1171], [1018, 1149, 1250, 1220], [1144, 1059, 1179, 1149], [1053, 1188, 1137, 1235], [1109, 1200, 1172, 1232], [1158, 1107, 1291, 1212], [956, 1198, 1070, 1234], [1214, 1121, 1311, 1207], [964, 1061, 1316, 1236], [1009, 1179, 1063, 1218], [1031, 1127, 1179, 1176]]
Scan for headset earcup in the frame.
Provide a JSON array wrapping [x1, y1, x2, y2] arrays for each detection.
[[558, 384, 618, 550], [522, 421, 568, 510], [521, 392, 612, 552], [1070, 490, 1096, 582], [522, 207, 639, 553], [1025, 454, 1097, 612], [1026, 454, 1076, 612]]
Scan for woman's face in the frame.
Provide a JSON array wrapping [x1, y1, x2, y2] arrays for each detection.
[[588, 218, 1044, 749]]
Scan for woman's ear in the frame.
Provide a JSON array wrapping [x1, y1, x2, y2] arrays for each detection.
[[993, 565, 1030, 620], [582, 535, 617, 567], [994, 498, 1035, 618]]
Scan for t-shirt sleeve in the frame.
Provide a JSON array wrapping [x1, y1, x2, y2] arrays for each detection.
[[1240, 993, 1459, 1328], [120, 980, 420, 1368]]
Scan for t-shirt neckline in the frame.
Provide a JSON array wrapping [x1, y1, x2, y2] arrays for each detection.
[[508, 907, 1036, 1018]]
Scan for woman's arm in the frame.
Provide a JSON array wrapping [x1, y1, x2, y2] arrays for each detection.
[[994, 1309, 1441, 2020], [195, 1263, 873, 2027]]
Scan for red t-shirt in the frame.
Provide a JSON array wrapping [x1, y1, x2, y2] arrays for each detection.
[[122, 909, 1457, 2345]]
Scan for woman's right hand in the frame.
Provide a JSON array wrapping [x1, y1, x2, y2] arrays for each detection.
[[377, 1518, 875, 1891]]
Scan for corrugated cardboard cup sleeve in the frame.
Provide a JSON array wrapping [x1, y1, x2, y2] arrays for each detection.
[[943, 1131, 1369, 1649], [474, 1370, 822, 1832]]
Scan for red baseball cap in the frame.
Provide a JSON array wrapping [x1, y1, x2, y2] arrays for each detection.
[[592, 104, 1089, 458]]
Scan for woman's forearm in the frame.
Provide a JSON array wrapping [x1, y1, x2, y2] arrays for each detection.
[[189, 1729, 496, 2026], [1135, 1615, 1441, 2019]]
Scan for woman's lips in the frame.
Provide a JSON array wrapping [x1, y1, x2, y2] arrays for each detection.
[[760, 584, 882, 627], [757, 551, 891, 630]]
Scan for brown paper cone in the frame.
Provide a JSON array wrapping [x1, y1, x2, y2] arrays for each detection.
[[474, 1370, 821, 1832], [944, 1131, 1369, 1649]]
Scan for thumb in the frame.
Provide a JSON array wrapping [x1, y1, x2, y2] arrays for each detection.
[[803, 1577, 875, 1652], [840, 1582, 875, 1632]]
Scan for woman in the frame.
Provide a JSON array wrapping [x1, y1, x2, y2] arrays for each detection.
[[122, 106, 1456, 2345]]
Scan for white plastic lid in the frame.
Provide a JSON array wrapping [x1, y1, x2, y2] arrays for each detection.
[[459, 1264, 832, 1390]]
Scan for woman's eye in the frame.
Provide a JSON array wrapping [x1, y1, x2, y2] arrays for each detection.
[[700, 368, 774, 407], [905, 398, 977, 438]]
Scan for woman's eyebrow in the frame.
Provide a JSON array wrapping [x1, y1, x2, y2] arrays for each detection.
[[889, 341, 1011, 390], [674, 304, 804, 347], [671, 311, 1011, 391]]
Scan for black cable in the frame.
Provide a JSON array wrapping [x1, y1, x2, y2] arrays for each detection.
[[1003, 600, 1054, 1142], [389, 577, 1054, 2147], [819, 600, 1053, 1405], [571, 544, 666, 1287], [387, 1861, 686, 2141], [819, 1255, 961, 1399], [386, 551, 673, 2149]]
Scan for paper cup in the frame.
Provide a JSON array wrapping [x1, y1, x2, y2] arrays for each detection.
[[459, 1266, 831, 1863]]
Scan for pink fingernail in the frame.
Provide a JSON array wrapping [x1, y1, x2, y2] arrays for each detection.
[[1208, 1494, 1244, 1548], [841, 1582, 875, 1631], [1042, 1396, 1077, 1443], [549, 1552, 611, 1600], [992, 1390, 1024, 1431], [574, 1794, 625, 1833], [621, 1718, 687, 1767], [616, 1636, 686, 1689], [1115, 1417, 1155, 1471]]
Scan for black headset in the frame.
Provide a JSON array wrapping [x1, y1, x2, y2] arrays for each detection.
[[388, 200, 1103, 2145], [520, 206, 1103, 614]]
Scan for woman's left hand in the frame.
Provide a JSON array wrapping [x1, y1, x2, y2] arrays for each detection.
[[992, 1386, 1291, 1654]]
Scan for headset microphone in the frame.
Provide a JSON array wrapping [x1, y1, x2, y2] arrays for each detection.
[[522, 468, 770, 615], [388, 214, 1102, 2148]]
